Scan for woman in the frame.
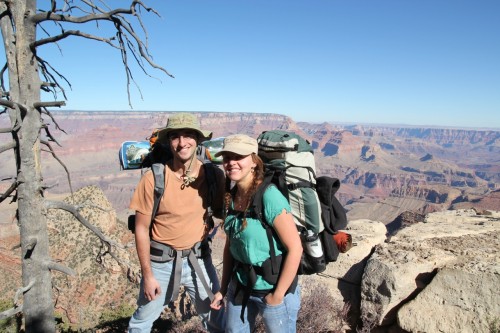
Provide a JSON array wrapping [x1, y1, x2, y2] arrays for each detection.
[[210, 134, 302, 333]]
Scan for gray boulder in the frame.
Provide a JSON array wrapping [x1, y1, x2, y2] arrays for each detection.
[[398, 268, 500, 333], [303, 219, 387, 324], [360, 209, 500, 332]]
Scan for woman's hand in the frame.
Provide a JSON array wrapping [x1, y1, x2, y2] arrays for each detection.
[[210, 291, 225, 310], [264, 292, 284, 306]]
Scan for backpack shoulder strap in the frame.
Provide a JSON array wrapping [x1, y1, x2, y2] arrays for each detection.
[[202, 162, 217, 231], [202, 162, 217, 207], [250, 181, 280, 275], [150, 163, 165, 237]]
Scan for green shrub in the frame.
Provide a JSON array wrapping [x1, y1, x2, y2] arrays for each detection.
[[0, 299, 18, 333], [489, 317, 500, 333], [99, 303, 136, 324]]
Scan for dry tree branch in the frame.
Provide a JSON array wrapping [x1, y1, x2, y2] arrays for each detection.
[[34, 101, 66, 108], [0, 98, 28, 114], [30, 1, 173, 109], [36, 57, 71, 100], [41, 81, 57, 90], [0, 304, 21, 320], [40, 108, 67, 133], [76, 199, 114, 213], [96, 240, 136, 282], [44, 199, 135, 275], [114, 24, 142, 106], [34, 29, 120, 48], [41, 182, 59, 191], [0, 179, 17, 203], [46, 260, 76, 276], [42, 124, 62, 146], [0, 140, 16, 153], [0, 279, 36, 321], [45, 200, 125, 250], [32, 0, 151, 24], [40, 139, 73, 195], [112, 13, 174, 78], [0, 101, 24, 131]]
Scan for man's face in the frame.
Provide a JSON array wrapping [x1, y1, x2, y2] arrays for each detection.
[[169, 129, 199, 163]]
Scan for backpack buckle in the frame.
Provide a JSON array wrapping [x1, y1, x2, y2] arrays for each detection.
[[150, 240, 176, 262]]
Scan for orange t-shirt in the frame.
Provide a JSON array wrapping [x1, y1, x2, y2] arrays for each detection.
[[129, 164, 224, 250]]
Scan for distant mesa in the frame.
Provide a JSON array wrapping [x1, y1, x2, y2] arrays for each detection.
[[420, 153, 433, 161], [379, 142, 395, 150], [361, 145, 376, 161], [401, 166, 420, 173], [321, 143, 339, 156]]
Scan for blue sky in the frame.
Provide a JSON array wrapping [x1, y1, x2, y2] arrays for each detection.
[[35, 0, 499, 129]]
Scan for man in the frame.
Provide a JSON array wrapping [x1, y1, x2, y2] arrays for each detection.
[[128, 113, 225, 332]]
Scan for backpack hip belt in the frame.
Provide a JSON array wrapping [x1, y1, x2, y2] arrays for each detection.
[[150, 239, 215, 303], [150, 239, 209, 263]]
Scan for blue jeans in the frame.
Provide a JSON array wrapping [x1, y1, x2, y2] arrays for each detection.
[[225, 280, 301, 333], [128, 255, 225, 333]]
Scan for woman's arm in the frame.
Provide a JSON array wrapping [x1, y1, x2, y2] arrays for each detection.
[[266, 209, 303, 305]]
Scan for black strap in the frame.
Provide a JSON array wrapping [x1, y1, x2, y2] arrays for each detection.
[[202, 162, 216, 230], [238, 263, 258, 322]]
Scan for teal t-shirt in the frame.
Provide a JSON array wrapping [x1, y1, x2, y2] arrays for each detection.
[[224, 185, 291, 290]]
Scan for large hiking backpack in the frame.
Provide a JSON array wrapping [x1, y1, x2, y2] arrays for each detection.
[[119, 127, 215, 171], [140, 141, 210, 169], [255, 130, 349, 275]]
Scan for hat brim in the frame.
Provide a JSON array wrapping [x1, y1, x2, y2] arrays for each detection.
[[214, 147, 255, 157], [157, 127, 212, 143]]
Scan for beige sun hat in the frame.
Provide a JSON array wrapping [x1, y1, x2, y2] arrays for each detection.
[[214, 134, 258, 157], [157, 113, 212, 142]]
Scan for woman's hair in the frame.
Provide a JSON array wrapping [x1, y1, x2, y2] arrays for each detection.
[[223, 153, 264, 231]]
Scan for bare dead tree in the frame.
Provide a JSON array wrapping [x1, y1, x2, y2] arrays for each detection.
[[0, 1, 171, 332]]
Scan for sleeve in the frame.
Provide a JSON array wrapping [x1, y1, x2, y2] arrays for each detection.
[[262, 185, 291, 227], [129, 170, 155, 216]]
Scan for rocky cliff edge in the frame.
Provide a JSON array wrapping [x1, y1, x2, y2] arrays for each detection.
[[317, 209, 499, 332]]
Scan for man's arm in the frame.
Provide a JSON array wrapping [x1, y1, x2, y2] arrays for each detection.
[[135, 211, 161, 301]]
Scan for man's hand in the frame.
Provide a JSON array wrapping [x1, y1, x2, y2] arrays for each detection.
[[210, 291, 224, 310], [143, 275, 162, 301]]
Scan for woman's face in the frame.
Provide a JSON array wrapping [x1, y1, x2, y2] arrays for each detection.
[[222, 152, 256, 185]]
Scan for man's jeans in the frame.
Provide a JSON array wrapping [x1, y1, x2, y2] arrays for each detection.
[[128, 255, 225, 333], [225, 280, 301, 333]]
